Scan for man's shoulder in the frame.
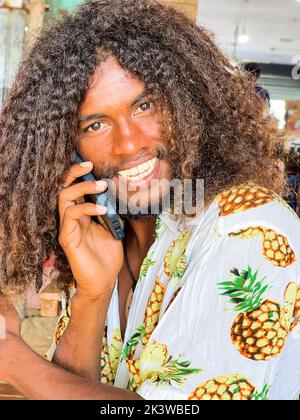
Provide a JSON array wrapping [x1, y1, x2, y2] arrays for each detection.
[[214, 183, 300, 245], [186, 183, 300, 275]]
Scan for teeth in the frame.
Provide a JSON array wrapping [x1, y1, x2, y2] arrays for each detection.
[[129, 167, 139, 176], [141, 163, 148, 172], [118, 157, 157, 181]]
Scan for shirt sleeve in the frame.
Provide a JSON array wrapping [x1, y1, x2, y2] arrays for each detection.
[[269, 329, 300, 400], [137, 200, 300, 400]]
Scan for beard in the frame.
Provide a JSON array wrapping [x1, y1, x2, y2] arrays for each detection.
[[115, 192, 171, 220], [91, 147, 174, 220]]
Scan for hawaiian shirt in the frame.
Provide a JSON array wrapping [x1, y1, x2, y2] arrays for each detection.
[[46, 183, 300, 400]]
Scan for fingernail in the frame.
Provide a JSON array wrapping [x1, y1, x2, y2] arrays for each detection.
[[96, 204, 107, 214], [95, 180, 107, 191], [80, 161, 93, 167]]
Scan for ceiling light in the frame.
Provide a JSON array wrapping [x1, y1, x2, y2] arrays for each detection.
[[237, 1, 250, 45], [238, 33, 250, 44], [280, 38, 293, 43]]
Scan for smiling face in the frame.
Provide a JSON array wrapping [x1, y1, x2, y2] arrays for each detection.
[[78, 56, 172, 218]]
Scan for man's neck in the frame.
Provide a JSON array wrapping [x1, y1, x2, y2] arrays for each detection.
[[124, 217, 157, 256]]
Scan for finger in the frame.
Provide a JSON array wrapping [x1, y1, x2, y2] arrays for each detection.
[[75, 197, 89, 227], [61, 161, 94, 189], [60, 180, 108, 205], [76, 197, 85, 205], [58, 180, 108, 225], [59, 203, 108, 247]]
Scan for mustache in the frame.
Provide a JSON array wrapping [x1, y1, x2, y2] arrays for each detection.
[[93, 147, 168, 179]]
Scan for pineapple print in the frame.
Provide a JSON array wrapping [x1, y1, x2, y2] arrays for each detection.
[[127, 359, 143, 392], [166, 287, 182, 313], [122, 280, 166, 387], [291, 286, 300, 331], [101, 328, 114, 384], [293, 286, 300, 319], [138, 253, 156, 281], [122, 278, 165, 359], [139, 340, 202, 386], [218, 184, 274, 217], [122, 275, 166, 360], [108, 328, 123, 375], [188, 375, 270, 401], [229, 227, 296, 268], [143, 278, 165, 345], [219, 267, 298, 361], [122, 325, 146, 361], [55, 304, 71, 344], [155, 216, 165, 240], [164, 229, 191, 278]]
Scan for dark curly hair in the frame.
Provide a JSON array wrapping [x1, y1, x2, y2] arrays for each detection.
[[0, 0, 284, 295]]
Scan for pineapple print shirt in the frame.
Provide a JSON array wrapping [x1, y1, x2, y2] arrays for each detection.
[[46, 184, 300, 400]]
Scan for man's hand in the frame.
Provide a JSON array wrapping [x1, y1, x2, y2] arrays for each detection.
[[0, 332, 23, 382], [0, 331, 143, 400], [58, 161, 124, 299], [0, 296, 21, 382], [0, 294, 21, 338]]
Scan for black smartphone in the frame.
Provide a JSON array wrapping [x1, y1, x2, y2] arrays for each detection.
[[73, 154, 125, 241]]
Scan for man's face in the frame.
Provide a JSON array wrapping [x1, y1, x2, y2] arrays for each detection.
[[78, 56, 172, 218]]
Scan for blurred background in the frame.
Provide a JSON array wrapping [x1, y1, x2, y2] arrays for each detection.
[[0, 0, 299, 399]]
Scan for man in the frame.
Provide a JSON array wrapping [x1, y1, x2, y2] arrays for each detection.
[[286, 150, 300, 217], [244, 62, 270, 107], [0, 0, 300, 400]]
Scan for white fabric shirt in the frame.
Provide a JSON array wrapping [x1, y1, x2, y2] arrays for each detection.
[[47, 184, 300, 400]]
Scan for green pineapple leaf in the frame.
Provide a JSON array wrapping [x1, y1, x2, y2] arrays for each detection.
[[121, 324, 146, 361], [230, 268, 240, 277], [139, 254, 156, 279], [218, 267, 269, 313], [172, 254, 188, 279], [176, 359, 193, 368], [153, 358, 202, 386], [155, 216, 165, 239], [251, 384, 270, 400]]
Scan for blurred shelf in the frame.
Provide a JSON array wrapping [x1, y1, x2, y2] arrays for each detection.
[[0, 383, 26, 400]]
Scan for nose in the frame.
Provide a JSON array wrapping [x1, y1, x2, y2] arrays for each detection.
[[112, 118, 145, 157]]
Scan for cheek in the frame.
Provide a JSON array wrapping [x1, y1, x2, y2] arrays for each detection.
[[77, 137, 114, 167], [159, 160, 173, 179], [139, 115, 163, 139]]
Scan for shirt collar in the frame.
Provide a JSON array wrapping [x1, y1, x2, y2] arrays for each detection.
[[159, 213, 182, 234], [159, 207, 208, 236]]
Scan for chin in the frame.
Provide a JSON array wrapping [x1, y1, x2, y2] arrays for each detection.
[[124, 213, 158, 221], [116, 192, 171, 219]]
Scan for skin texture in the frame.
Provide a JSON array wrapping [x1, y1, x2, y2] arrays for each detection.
[[52, 57, 170, 381], [0, 299, 142, 400], [78, 56, 172, 199]]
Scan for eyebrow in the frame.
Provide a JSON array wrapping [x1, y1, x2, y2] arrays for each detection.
[[79, 91, 150, 123]]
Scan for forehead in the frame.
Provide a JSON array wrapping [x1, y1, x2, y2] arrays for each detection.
[[81, 56, 145, 110]]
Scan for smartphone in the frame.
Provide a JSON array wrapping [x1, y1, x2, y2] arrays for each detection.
[[73, 154, 125, 241]]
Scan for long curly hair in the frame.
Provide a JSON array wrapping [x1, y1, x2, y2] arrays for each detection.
[[0, 0, 284, 294]]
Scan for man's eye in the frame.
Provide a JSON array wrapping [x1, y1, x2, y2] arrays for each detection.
[[86, 122, 102, 132], [137, 101, 152, 113]]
